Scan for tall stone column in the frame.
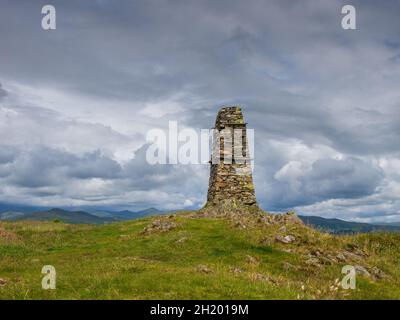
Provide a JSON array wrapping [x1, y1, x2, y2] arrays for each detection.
[[205, 106, 258, 209]]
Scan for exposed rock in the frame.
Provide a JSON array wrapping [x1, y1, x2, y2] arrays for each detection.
[[278, 226, 287, 233], [142, 220, 177, 234], [258, 273, 269, 282], [230, 266, 243, 274], [246, 255, 259, 265], [175, 237, 187, 244], [196, 265, 213, 274], [259, 237, 272, 246], [355, 265, 371, 277], [310, 249, 323, 257], [318, 256, 334, 265], [370, 266, 386, 279], [249, 273, 277, 284], [342, 250, 362, 261], [336, 253, 347, 262], [234, 221, 247, 229], [272, 212, 303, 225], [305, 249, 342, 266], [0, 278, 7, 287], [275, 235, 296, 244], [326, 254, 338, 263], [257, 216, 269, 225], [252, 273, 267, 281], [283, 262, 296, 270], [310, 251, 337, 264], [305, 257, 321, 268], [346, 244, 368, 258]]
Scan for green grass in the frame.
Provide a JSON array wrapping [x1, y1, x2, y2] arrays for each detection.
[[0, 212, 400, 299]]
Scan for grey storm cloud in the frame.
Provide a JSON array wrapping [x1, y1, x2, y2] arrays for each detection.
[[0, 0, 400, 220], [302, 158, 384, 200], [255, 146, 385, 211], [0, 83, 7, 99], [0, 143, 207, 209], [122, 144, 208, 195], [0, 145, 17, 165], [2, 146, 121, 188]]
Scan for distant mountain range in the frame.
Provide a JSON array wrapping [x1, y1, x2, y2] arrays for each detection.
[[1, 203, 399, 234], [0, 207, 164, 224], [298, 215, 400, 234]]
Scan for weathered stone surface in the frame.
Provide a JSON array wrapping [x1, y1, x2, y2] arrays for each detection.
[[249, 273, 277, 284], [205, 106, 258, 209], [230, 266, 243, 274], [305, 257, 321, 267], [246, 255, 260, 265], [336, 253, 347, 262], [175, 237, 188, 244], [0, 278, 7, 287], [275, 235, 296, 244], [196, 265, 213, 273], [370, 266, 386, 279], [355, 265, 371, 277], [142, 219, 177, 234]]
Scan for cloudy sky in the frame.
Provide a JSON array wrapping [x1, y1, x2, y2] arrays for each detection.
[[1, 0, 400, 222]]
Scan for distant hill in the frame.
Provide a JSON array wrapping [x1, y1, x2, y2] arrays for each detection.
[[13, 208, 115, 224], [0, 203, 49, 213], [0, 207, 165, 224], [1, 204, 399, 234], [299, 215, 400, 234], [375, 222, 400, 227], [0, 211, 26, 220], [90, 208, 164, 220]]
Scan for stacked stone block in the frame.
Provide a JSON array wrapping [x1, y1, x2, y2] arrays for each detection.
[[206, 106, 258, 208]]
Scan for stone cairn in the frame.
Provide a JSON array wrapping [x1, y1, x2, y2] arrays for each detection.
[[204, 106, 258, 211]]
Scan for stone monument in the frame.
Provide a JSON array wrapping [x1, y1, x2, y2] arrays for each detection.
[[205, 106, 258, 209]]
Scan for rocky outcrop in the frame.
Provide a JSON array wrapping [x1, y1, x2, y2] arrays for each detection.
[[142, 219, 178, 234]]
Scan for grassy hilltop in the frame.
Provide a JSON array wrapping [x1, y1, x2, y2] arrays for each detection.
[[0, 210, 400, 299]]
